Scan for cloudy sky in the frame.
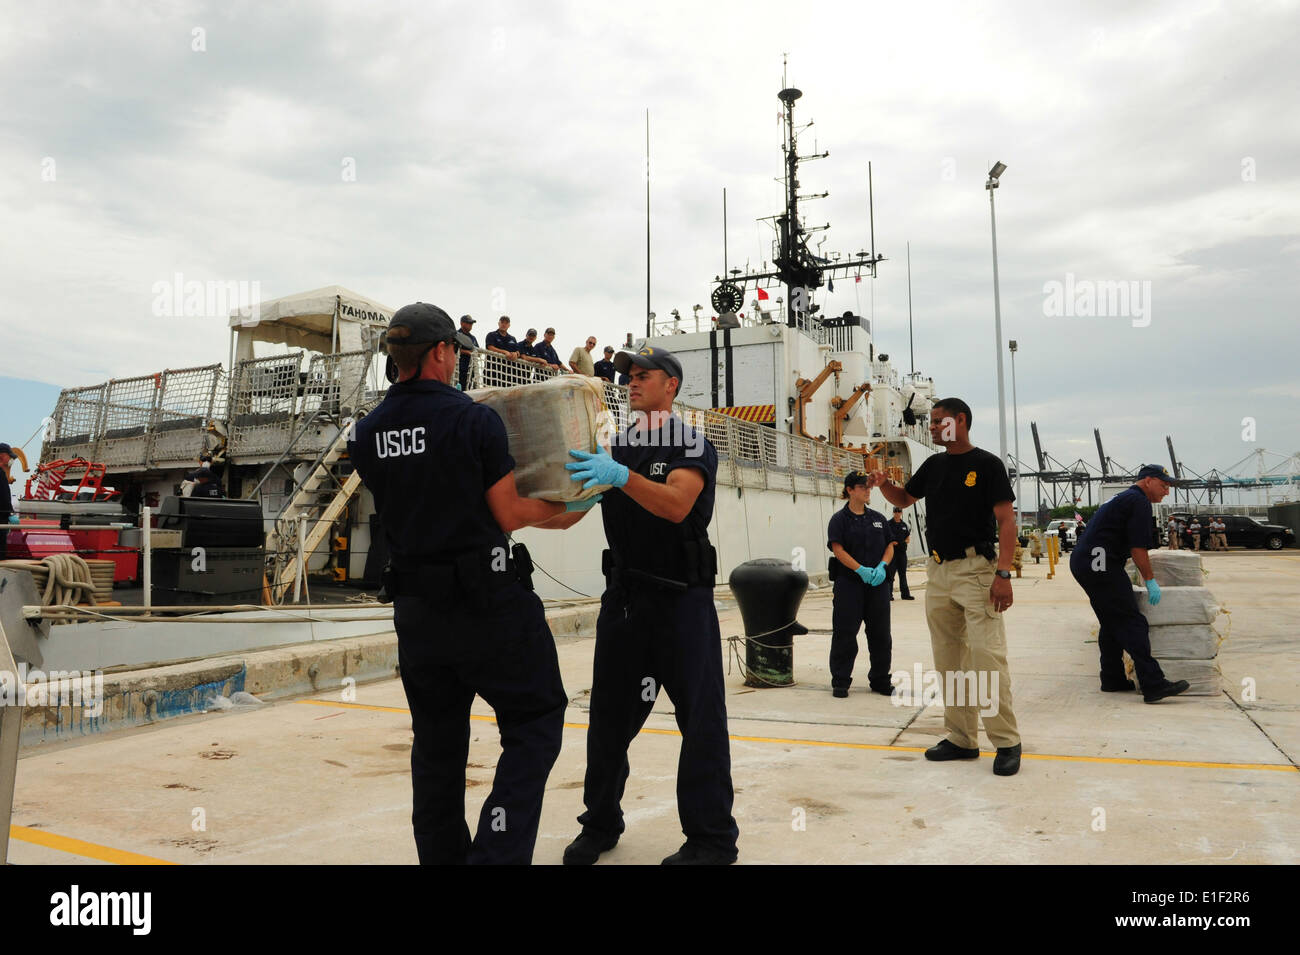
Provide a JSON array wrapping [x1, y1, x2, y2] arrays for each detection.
[[2, 0, 1297, 501]]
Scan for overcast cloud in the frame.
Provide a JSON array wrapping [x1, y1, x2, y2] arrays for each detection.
[[2, 0, 1297, 496]]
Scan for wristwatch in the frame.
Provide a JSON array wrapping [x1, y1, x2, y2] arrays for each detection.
[[995, 569, 1012, 579]]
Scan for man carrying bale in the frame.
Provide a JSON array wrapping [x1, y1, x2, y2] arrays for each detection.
[[1069, 464, 1190, 703]]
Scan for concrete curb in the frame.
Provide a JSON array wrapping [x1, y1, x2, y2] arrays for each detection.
[[16, 602, 601, 749]]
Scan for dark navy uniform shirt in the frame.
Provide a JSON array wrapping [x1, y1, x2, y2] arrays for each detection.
[[827, 505, 892, 569], [518, 340, 538, 358], [191, 481, 224, 499], [600, 416, 716, 569], [485, 330, 518, 354], [904, 448, 1013, 555], [1073, 485, 1153, 570], [349, 378, 513, 563], [888, 518, 910, 547], [457, 330, 479, 384], [532, 341, 560, 365], [593, 359, 616, 382]]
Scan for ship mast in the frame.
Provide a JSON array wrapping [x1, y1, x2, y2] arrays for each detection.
[[711, 75, 884, 329]]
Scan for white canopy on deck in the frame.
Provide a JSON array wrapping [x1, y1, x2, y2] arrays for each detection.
[[230, 286, 393, 361]]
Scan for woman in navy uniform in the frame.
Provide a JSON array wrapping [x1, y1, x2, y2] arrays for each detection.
[[827, 471, 895, 697], [350, 302, 598, 865]]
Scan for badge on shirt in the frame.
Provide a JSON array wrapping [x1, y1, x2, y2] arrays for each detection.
[[965, 470, 977, 487]]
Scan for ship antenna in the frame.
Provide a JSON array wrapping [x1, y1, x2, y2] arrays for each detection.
[[908, 241, 915, 374], [869, 161, 876, 277], [645, 107, 651, 338], [723, 187, 728, 278]]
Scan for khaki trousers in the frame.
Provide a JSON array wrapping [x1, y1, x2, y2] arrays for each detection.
[[1168, 530, 1179, 550], [924, 549, 1021, 749], [1215, 532, 1228, 550]]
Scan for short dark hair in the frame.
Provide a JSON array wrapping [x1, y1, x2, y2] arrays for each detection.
[[932, 396, 973, 430], [387, 341, 436, 376]]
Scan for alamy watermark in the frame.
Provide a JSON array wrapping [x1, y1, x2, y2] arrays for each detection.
[[890, 663, 1000, 716], [151, 272, 261, 325], [1, 664, 105, 716], [595, 409, 706, 458], [1043, 272, 1151, 327]]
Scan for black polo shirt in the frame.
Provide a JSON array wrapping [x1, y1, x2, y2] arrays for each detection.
[[593, 359, 616, 382], [827, 505, 892, 568], [600, 416, 716, 568], [904, 447, 1013, 555], [349, 378, 513, 563], [1074, 484, 1153, 570], [533, 341, 560, 365], [485, 330, 518, 354], [888, 517, 910, 547]]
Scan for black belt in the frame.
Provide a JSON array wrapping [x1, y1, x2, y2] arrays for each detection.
[[929, 543, 996, 564], [382, 544, 534, 603], [602, 542, 717, 591]]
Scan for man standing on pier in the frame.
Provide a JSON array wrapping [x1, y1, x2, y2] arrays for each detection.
[[870, 397, 1023, 776]]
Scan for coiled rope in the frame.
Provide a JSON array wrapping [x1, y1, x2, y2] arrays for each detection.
[[0, 554, 99, 624]]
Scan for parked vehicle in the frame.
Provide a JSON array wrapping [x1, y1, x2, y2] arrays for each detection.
[[1172, 513, 1295, 550], [1044, 519, 1077, 550]]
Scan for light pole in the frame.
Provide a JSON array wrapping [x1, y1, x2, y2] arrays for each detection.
[[1009, 339, 1022, 526], [986, 161, 1008, 479]]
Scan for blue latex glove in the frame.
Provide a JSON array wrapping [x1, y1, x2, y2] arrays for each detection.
[[1145, 578, 1162, 606], [854, 565, 873, 585], [869, 560, 889, 586], [564, 494, 603, 512], [566, 448, 629, 490], [7, 514, 18, 525]]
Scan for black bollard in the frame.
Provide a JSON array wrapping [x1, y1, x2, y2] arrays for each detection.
[[728, 558, 809, 687]]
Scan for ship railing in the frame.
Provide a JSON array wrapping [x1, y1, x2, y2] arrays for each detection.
[[40, 365, 226, 471], [226, 351, 372, 460], [458, 348, 568, 391], [572, 379, 862, 498]]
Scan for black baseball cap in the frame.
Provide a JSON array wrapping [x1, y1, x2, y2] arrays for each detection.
[[387, 302, 475, 351], [1137, 464, 1179, 484], [603, 346, 614, 354], [893, 506, 903, 513], [0, 443, 12, 456], [844, 470, 869, 490], [459, 314, 475, 324], [613, 345, 684, 385]]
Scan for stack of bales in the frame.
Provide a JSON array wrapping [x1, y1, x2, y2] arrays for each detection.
[[1125, 550, 1224, 694]]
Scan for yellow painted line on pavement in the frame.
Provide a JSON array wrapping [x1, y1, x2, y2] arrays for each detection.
[[8, 825, 178, 865], [294, 699, 1298, 774]]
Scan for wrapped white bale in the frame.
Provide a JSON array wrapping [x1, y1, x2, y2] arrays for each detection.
[[469, 376, 611, 501], [1128, 656, 1222, 696], [1133, 585, 1220, 625], [1147, 623, 1222, 660], [1126, 550, 1204, 587]]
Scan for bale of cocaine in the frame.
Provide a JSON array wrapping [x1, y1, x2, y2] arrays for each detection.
[[1126, 550, 1224, 695], [1126, 550, 1205, 588], [469, 375, 611, 502]]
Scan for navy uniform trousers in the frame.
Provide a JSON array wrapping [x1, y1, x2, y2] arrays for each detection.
[[578, 582, 739, 852], [887, 546, 911, 598], [1069, 558, 1167, 688], [394, 581, 566, 864], [830, 575, 893, 691]]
